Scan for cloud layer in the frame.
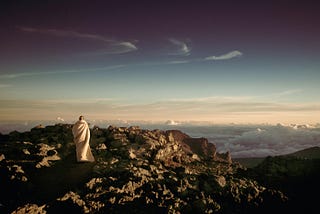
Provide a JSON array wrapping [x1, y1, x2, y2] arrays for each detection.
[[214, 124, 320, 157], [1, 96, 319, 124]]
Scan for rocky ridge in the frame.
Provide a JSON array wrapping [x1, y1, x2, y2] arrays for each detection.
[[0, 124, 287, 213]]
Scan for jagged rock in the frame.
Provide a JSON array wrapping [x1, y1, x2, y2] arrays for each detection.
[[57, 191, 86, 207], [166, 130, 219, 161], [7, 164, 28, 182], [86, 177, 104, 190], [0, 124, 295, 213], [22, 149, 30, 155], [35, 154, 61, 168], [11, 204, 47, 214], [192, 154, 201, 161], [216, 175, 226, 187], [95, 143, 107, 150], [128, 148, 137, 159], [56, 191, 90, 213], [35, 143, 61, 168], [216, 151, 232, 163]]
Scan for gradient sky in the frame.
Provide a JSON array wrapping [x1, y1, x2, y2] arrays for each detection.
[[0, 0, 320, 123]]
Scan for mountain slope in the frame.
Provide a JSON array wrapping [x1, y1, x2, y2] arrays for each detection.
[[1, 124, 289, 213], [285, 146, 320, 159]]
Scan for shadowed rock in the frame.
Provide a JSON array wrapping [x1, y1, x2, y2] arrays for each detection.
[[0, 124, 292, 213]]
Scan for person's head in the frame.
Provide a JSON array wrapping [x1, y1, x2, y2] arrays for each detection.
[[79, 115, 84, 121]]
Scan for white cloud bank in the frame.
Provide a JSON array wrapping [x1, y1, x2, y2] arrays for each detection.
[[165, 120, 180, 126], [215, 124, 320, 158]]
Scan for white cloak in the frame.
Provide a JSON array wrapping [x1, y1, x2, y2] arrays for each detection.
[[72, 120, 95, 162]]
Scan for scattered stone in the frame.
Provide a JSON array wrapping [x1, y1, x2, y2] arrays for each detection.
[[128, 148, 136, 159], [11, 204, 47, 214], [95, 143, 107, 150], [215, 176, 226, 187], [57, 191, 89, 213], [192, 154, 201, 161], [86, 178, 104, 190], [35, 143, 61, 168], [0, 124, 294, 213], [12, 165, 24, 174], [36, 154, 61, 168], [36, 143, 56, 156], [22, 149, 30, 155]]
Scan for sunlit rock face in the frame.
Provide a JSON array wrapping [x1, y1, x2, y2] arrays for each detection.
[[0, 124, 294, 213]]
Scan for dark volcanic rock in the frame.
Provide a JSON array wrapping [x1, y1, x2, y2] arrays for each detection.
[[167, 130, 217, 160], [243, 154, 320, 214], [0, 124, 290, 213]]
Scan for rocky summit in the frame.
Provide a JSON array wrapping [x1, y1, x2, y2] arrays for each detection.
[[0, 124, 288, 213]]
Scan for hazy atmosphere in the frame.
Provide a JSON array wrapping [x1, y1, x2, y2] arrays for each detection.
[[1, 2, 320, 213], [1, 0, 320, 124]]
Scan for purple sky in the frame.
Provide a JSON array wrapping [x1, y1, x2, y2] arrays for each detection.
[[0, 0, 320, 123]]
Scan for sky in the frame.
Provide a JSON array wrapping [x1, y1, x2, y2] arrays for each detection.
[[0, 0, 320, 124]]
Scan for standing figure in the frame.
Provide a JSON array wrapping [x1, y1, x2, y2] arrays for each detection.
[[72, 116, 95, 162]]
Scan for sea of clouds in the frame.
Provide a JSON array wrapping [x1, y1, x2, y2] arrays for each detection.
[[182, 124, 320, 158], [1, 120, 319, 158], [137, 122, 320, 158]]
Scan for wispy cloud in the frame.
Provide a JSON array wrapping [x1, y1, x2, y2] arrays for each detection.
[[0, 70, 79, 79], [166, 49, 244, 64], [18, 26, 137, 54], [205, 50, 243, 61], [0, 65, 125, 79], [144, 96, 320, 114], [167, 96, 255, 102], [18, 27, 112, 42], [257, 89, 304, 102], [168, 38, 191, 56], [273, 89, 303, 97], [166, 60, 191, 65]]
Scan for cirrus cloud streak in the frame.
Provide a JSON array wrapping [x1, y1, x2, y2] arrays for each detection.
[[205, 50, 243, 60], [18, 26, 138, 54]]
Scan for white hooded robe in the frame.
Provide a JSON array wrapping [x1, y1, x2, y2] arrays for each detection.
[[72, 119, 95, 162]]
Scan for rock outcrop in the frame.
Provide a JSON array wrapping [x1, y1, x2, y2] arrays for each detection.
[[0, 124, 288, 213]]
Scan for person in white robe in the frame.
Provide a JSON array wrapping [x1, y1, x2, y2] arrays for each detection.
[[72, 116, 95, 162]]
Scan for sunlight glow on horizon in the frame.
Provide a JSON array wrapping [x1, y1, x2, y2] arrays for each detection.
[[1, 1, 319, 124], [1, 97, 319, 125]]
